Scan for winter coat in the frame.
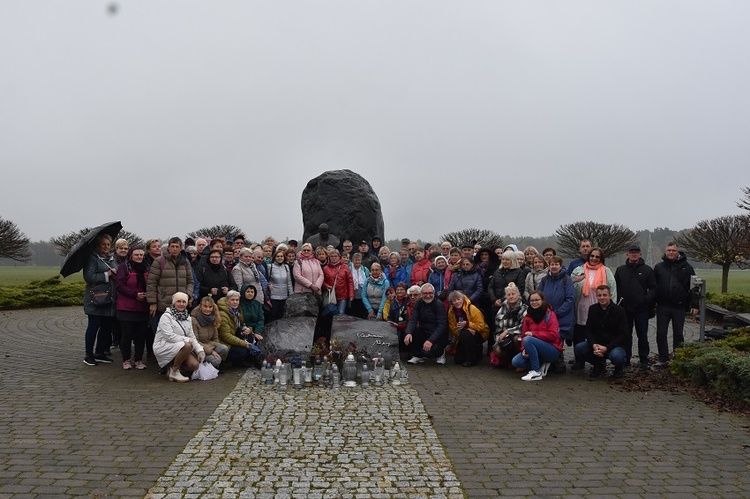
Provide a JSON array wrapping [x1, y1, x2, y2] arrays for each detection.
[[447, 296, 490, 342], [473, 249, 500, 292], [410, 258, 432, 286], [406, 298, 448, 346], [447, 267, 484, 304], [585, 302, 629, 351], [537, 269, 575, 339], [292, 256, 324, 294], [240, 284, 265, 335], [323, 261, 354, 301], [427, 267, 453, 295], [83, 252, 117, 317], [153, 309, 203, 368], [653, 252, 697, 310], [614, 258, 657, 314], [196, 264, 237, 301], [231, 261, 269, 304], [521, 308, 563, 353], [384, 265, 409, 289], [267, 262, 294, 300], [524, 268, 547, 301], [216, 297, 248, 349], [362, 274, 390, 316], [385, 297, 411, 331], [494, 301, 528, 340], [488, 267, 526, 304], [146, 253, 195, 313], [115, 262, 149, 315], [190, 306, 222, 355]]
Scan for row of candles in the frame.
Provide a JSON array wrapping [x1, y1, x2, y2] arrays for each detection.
[[260, 353, 409, 389]]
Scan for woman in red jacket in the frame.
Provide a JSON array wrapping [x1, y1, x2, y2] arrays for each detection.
[[512, 291, 563, 381], [322, 249, 354, 315]]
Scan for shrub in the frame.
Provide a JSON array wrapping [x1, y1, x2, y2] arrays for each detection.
[[672, 327, 750, 402], [706, 293, 750, 313], [0, 276, 84, 310]]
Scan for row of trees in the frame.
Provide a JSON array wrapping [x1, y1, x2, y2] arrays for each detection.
[[2, 189, 750, 292]]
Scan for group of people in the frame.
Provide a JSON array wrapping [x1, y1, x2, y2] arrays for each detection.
[[81, 229, 699, 383]]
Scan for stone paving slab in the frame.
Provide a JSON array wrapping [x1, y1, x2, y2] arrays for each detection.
[[147, 370, 462, 498]]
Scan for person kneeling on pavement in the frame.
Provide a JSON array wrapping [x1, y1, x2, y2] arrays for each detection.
[[511, 291, 562, 381], [574, 285, 629, 378], [153, 292, 205, 382], [190, 297, 229, 369], [447, 290, 489, 367], [405, 283, 449, 365]]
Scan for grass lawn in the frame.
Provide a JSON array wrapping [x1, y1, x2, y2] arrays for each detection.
[[696, 269, 750, 296], [0, 266, 83, 286]]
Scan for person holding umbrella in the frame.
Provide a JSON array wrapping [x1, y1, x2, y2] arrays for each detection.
[[83, 233, 118, 365]]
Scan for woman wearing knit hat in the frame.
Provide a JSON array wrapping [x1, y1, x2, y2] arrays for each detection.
[[153, 292, 205, 382]]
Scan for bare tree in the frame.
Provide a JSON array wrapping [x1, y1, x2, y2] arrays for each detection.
[[555, 221, 636, 258], [737, 186, 750, 212], [439, 228, 503, 249], [0, 216, 31, 262], [675, 215, 750, 294], [187, 225, 246, 241], [50, 228, 143, 256]]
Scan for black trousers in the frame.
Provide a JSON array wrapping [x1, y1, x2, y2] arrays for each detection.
[[454, 329, 484, 365]]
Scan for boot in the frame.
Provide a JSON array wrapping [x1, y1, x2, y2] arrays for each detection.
[[168, 367, 189, 382]]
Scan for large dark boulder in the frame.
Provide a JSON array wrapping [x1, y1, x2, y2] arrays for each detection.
[[262, 317, 317, 358], [301, 170, 385, 246], [284, 293, 319, 318], [330, 315, 400, 364]]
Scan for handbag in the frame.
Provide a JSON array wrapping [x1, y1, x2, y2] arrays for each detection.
[[88, 285, 112, 306], [323, 268, 340, 307]]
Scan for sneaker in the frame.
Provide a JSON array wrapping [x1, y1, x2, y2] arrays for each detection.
[[94, 354, 112, 364], [83, 355, 98, 366], [612, 366, 625, 379], [436, 353, 446, 365], [571, 361, 585, 371], [122, 360, 133, 370], [407, 356, 426, 365], [134, 361, 147, 370], [521, 370, 543, 381], [540, 362, 551, 377]]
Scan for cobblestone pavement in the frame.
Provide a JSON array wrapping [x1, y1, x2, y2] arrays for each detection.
[[1, 307, 749, 498]]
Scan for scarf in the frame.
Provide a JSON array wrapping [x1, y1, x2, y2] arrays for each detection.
[[196, 311, 215, 327], [167, 306, 189, 322], [351, 265, 365, 290], [228, 305, 241, 329], [129, 260, 148, 291], [527, 304, 548, 324], [477, 260, 489, 275], [582, 262, 607, 297]]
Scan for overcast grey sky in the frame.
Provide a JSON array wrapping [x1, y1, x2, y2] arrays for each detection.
[[1, 1, 748, 244]]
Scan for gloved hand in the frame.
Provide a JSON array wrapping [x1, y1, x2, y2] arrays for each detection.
[[197, 351, 206, 363]]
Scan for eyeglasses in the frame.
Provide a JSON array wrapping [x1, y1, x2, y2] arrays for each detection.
[[589, 255, 601, 259], [529, 298, 542, 303], [302, 249, 312, 253]]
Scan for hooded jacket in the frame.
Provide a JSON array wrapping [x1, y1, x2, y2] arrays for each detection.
[[448, 296, 490, 341], [362, 273, 390, 316], [146, 252, 195, 313], [537, 268, 575, 339], [447, 264, 484, 304]]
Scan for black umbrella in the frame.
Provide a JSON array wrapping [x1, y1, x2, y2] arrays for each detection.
[[59, 221, 123, 277]]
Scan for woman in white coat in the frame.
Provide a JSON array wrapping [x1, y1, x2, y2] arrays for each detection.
[[154, 292, 205, 382]]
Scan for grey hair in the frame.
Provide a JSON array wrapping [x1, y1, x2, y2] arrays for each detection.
[[420, 283, 435, 293], [239, 247, 253, 257], [226, 290, 240, 299]]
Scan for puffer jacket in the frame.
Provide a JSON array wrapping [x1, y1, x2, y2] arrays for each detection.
[[216, 297, 247, 349], [190, 305, 222, 355], [537, 269, 575, 339], [447, 266, 484, 304], [521, 308, 563, 353], [384, 265, 409, 288], [488, 267, 525, 304], [410, 258, 432, 286], [524, 268, 546, 301], [115, 262, 149, 314], [231, 261, 269, 304], [323, 261, 354, 302], [146, 253, 195, 313], [292, 256, 324, 294]]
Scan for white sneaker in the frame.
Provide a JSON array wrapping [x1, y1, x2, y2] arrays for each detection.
[[540, 362, 551, 377], [521, 370, 543, 381], [407, 356, 426, 365], [436, 353, 446, 365]]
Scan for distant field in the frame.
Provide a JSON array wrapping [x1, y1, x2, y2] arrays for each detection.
[[1, 265, 748, 295], [0, 266, 83, 286]]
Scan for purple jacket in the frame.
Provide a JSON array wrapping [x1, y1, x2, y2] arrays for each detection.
[[115, 264, 149, 313]]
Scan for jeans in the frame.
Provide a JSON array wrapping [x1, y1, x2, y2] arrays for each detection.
[[511, 336, 560, 371], [625, 310, 650, 364], [336, 299, 348, 315], [656, 304, 686, 362], [574, 341, 627, 367], [85, 314, 114, 356]]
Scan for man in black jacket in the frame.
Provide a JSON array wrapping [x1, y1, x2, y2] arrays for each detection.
[[404, 283, 448, 365], [614, 244, 657, 369], [653, 243, 698, 366], [575, 285, 629, 378]]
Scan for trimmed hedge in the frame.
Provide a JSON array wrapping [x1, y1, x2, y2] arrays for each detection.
[[706, 292, 750, 313], [671, 327, 750, 402], [0, 277, 85, 310]]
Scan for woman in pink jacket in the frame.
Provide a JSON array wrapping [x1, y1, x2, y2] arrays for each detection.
[[292, 243, 324, 297], [512, 290, 563, 381]]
